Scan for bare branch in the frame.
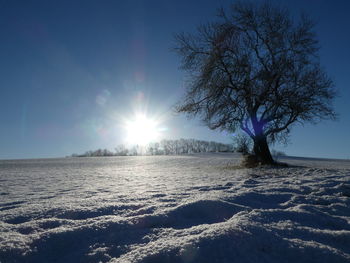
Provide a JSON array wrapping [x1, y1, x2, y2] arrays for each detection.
[[174, 1, 336, 163]]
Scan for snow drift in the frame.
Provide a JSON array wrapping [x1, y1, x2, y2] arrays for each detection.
[[0, 154, 349, 262]]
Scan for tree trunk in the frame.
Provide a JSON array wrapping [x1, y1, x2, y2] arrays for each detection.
[[253, 135, 275, 165]]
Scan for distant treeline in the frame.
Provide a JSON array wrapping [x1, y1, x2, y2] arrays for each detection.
[[72, 138, 234, 157]]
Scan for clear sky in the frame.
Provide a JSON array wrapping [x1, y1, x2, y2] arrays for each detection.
[[0, 0, 349, 159]]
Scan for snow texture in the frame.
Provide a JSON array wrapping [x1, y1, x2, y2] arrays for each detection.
[[0, 153, 350, 262]]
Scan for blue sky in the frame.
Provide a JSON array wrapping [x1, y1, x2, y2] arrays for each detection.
[[0, 0, 349, 159]]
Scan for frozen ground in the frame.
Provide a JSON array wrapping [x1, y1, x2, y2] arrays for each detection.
[[0, 153, 350, 262]]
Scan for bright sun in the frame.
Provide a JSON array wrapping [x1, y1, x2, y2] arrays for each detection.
[[125, 114, 159, 145]]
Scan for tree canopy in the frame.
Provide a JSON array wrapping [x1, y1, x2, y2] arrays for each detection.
[[174, 1, 336, 164]]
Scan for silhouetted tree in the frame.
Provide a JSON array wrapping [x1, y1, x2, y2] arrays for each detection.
[[233, 133, 251, 155], [174, 1, 336, 164], [115, 145, 129, 156], [73, 139, 233, 157]]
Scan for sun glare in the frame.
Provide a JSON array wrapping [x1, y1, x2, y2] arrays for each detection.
[[125, 114, 159, 145]]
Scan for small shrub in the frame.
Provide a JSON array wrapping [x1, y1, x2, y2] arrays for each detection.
[[233, 134, 252, 155]]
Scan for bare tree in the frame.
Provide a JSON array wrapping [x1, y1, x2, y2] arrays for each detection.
[[233, 133, 251, 155], [174, 1, 336, 164]]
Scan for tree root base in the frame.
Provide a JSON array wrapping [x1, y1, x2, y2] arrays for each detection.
[[241, 154, 288, 168]]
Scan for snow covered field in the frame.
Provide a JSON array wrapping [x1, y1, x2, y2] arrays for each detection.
[[1, 153, 350, 262]]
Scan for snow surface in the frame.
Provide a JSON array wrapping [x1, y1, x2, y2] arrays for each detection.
[[0, 153, 350, 262]]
